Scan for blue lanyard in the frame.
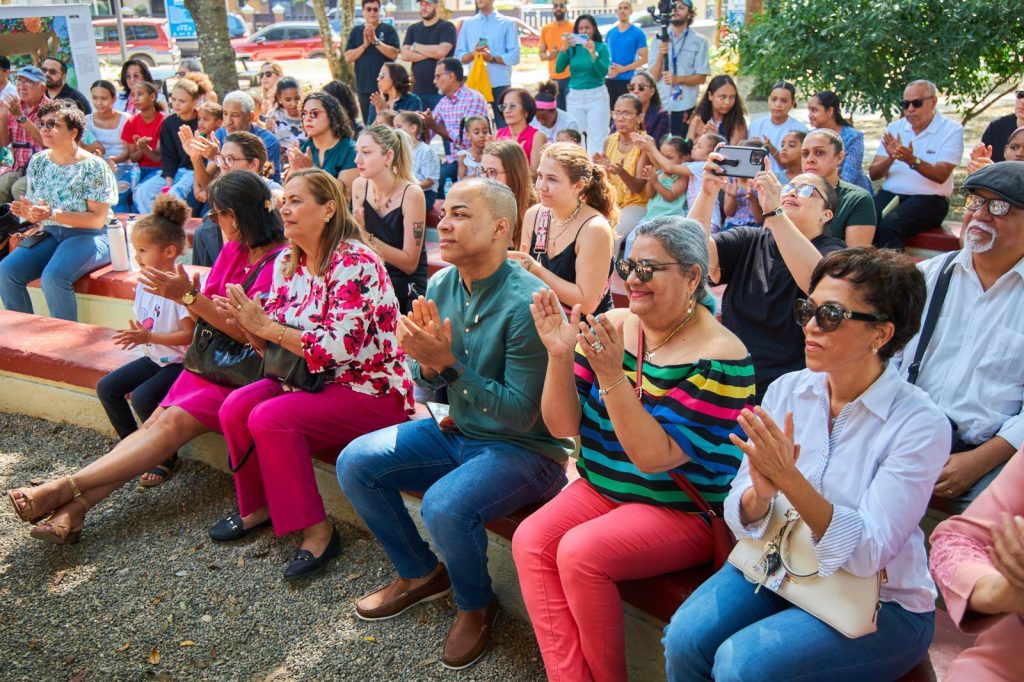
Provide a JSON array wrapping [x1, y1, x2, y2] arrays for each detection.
[[669, 29, 689, 75]]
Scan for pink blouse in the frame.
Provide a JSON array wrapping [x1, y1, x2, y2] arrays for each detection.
[[263, 240, 414, 412], [496, 125, 540, 161], [930, 452, 1023, 681]]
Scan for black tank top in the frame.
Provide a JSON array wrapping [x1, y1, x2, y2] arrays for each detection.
[[363, 183, 428, 311], [529, 208, 614, 315]]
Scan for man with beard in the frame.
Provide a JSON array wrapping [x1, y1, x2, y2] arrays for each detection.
[[538, 1, 573, 111], [401, 0, 457, 112], [870, 79, 964, 249], [897, 161, 1024, 514], [647, 0, 708, 137], [41, 58, 91, 114]]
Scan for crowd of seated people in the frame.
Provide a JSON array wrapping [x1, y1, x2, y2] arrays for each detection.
[[2, 42, 1023, 682]]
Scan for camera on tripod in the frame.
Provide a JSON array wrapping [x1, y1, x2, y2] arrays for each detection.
[[648, 0, 677, 70]]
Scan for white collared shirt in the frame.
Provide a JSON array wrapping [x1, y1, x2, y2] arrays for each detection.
[[875, 112, 963, 196], [725, 365, 951, 613], [896, 249, 1024, 448]]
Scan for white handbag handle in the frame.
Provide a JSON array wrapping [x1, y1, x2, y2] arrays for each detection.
[[777, 508, 820, 579]]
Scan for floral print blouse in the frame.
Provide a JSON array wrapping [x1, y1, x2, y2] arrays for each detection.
[[263, 239, 414, 411]]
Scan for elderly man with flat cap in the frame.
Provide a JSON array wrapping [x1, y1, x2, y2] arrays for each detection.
[[897, 161, 1024, 513]]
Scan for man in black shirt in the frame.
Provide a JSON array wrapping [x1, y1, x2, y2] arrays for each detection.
[[401, 0, 457, 112], [41, 58, 91, 114], [689, 159, 845, 402], [343, 0, 401, 125]]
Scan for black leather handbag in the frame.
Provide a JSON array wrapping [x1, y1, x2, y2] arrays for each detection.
[[261, 324, 325, 393], [182, 251, 277, 388]]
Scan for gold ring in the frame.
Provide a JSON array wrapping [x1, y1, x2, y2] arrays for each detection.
[[235, 304, 242, 310]]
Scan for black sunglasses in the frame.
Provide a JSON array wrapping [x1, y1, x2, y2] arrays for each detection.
[[794, 299, 888, 332], [899, 96, 934, 110], [628, 83, 650, 92], [1017, 90, 1024, 100], [615, 258, 681, 283]]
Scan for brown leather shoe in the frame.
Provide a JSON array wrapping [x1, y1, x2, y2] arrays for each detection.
[[441, 597, 500, 670], [354, 564, 451, 621]]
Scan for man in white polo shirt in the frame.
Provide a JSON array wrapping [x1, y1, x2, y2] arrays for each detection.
[[869, 79, 963, 249]]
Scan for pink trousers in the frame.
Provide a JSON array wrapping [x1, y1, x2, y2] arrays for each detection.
[[512, 478, 713, 682], [219, 378, 407, 537]]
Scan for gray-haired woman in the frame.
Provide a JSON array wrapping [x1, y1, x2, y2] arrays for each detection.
[[513, 216, 755, 681]]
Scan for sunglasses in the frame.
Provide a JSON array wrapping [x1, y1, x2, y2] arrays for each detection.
[[614, 258, 681, 283], [38, 119, 62, 130], [301, 109, 323, 119], [41, 67, 61, 76], [899, 96, 934, 110], [964, 193, 1012, 217], [627, 83, 650, 92], [496, 102, 520, 113], [781, 183, 825, 201], [260, 71, 277, 78], [1016, 90, 1024, 100], [793, 299, 888, 332], [481, 167, 504, 179]]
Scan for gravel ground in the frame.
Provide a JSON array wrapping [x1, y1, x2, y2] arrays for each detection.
[[0, 413, 548, 682]]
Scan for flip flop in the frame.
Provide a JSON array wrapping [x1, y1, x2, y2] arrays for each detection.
[[139, 455, 178, 488]]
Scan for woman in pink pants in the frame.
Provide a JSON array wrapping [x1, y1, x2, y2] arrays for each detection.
[[512, 217, 754, 681], [208, 168, 413, 581], [930, 451, 1024, 681]]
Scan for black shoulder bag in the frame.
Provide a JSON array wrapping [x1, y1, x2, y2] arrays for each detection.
[[183, 251, 278, 389]]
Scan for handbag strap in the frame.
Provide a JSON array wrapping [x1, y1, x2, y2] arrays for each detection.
[[907, 250, 958, 385], [240, 248, 280, 293], [636, 323, 718, 518]]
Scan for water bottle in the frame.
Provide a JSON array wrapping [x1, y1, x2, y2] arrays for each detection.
[[130, 163, 141, 191], [442, 177, 453, 198], [108, 216, 131, 272], [125, 214, 138, 266]]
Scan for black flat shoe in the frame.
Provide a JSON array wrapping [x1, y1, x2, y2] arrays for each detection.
[[208, 513, 271, 542], [283, 527, 342, 581]]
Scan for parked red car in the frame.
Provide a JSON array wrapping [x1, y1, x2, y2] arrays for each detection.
[[93, 18, 181, 67], [231, 21, 340, 61]]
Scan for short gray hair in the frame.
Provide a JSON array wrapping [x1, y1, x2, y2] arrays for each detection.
[[181, 58, 202, 73], [459, 177, 518, 235], [906, 79, 938, 97], [632, 216, 716, 313], [223, 90, 255, 115]]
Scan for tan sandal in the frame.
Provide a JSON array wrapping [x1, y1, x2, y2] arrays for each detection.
[[8, 475, 82, 525], [29, 495, 91, 545]]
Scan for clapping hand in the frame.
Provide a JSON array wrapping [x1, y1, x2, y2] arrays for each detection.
[[369, 91, 387, 111], [286, 143, 313, 170], [3, 94, 22, 118], [397, 296, 455, 373], [530, 289, 578, 359], [967, 143, 995, 175], [730, 408, 802, 496], [136, 135, 154, 152], [576, 312, 626, 385], [222, 283, 273, 337], [112, 319, 152, 350], [592, 151, 610, 167], [139, 262, 199, 302]]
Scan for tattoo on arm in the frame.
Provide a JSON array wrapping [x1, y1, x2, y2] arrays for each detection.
[[412, 221, 425, 246]]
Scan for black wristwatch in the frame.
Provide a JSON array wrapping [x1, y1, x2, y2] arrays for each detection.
[[910, 158, 922, 171], [438, 359, 463, 386], [764, 206, 785, 219]]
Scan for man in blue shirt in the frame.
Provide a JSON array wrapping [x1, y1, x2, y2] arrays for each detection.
[[454, 0, 520, 127], [605, 1, 649, 108], [338, 177, 572, 671], [213, 91, 281, 182]]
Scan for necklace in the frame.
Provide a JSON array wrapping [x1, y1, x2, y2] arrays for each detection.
[[547, 200, 582, 249], [643, 305, 697, 361], [371, 176, 399, 215]]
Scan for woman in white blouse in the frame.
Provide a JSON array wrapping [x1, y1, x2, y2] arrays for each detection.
[[663, 247, 952, 681]]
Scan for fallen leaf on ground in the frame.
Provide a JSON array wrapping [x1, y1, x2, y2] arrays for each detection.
[[29, 477, 45, 486], [210, 646, 217, 659], [174, 570, 188, 577], [236, 557, 244, 568], [180, 641, 195, 647], [63, 655, 76, 666], [200, 614, 213, 623], [118, 641, 130, 652], [69, 671, 86, 682], [363, 636, 376, 642], [52, 570, 67, 586], [152, 596, 163, 606], [149, 648, 160, 665], [346, 573, 361, 581], [27, 639, 38, 650]]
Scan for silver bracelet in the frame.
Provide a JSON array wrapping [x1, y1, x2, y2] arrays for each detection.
[[598, 374, 630, 397]]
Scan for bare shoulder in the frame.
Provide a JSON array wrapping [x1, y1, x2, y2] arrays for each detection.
[[704, 320, 750, 362]]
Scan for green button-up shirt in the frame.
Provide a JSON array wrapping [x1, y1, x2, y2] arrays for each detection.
[[413, 260, 573, 464]]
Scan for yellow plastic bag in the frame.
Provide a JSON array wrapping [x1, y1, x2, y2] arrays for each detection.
[[466, 53, 493, 103]]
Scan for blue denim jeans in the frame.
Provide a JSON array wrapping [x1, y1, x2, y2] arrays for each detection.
[[337, 419, 567, 611], [0, 226, 111, 321], [133, 167, 195, 214], [662, 564, 935, 682]]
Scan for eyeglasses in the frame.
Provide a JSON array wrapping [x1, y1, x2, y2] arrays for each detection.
[[1016, 90, 1023, 100], [496, 102, 519, 113], [260, 71, 277, 78], [481, 167, 504, 179], [781, 183, 825, 201], [206, 207, 226, 219], [611, 110, 636, 119], [964, 193, 1012, 216], [364, 6, 380, 11], [627, 84, 650, 92], [301, 109, 323, 119], [793, 299, 888, 332], [38, 119, 62, 130], [216, 154, 245, 166], [614, 258, 681, 283], [899, 96, 935, 110]]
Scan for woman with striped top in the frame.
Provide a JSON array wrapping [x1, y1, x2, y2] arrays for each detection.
[[512, 216, 754, 682]]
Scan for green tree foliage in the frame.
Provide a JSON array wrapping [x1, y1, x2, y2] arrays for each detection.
[[737, 0, 1024, 123]]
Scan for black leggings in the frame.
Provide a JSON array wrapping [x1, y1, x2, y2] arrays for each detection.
[[96, 357, 183, 439]]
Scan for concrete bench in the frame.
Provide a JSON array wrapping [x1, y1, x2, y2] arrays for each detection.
[[905, 225, 961, 261]]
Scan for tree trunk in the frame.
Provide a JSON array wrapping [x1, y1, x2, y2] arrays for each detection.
[[311, 0, 343, 81], [334, 0, 356, 87], [183, 0, 238, 98]]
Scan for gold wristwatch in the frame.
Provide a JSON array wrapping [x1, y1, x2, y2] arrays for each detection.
[[181, 288, 199, 306]]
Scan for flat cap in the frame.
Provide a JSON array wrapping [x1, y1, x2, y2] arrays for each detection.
[[963, 160, 1024, 207]]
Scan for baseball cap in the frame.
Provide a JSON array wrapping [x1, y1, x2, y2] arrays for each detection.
[[15, 65, 46, 84]]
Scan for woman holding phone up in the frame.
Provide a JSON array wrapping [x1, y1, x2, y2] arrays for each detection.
[[557, 14, 612, 156]]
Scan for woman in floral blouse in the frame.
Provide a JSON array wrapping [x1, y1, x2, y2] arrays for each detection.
[[207, 168, 414, 582]]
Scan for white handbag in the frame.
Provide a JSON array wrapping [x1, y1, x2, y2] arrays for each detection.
[[727, 496, 884, 638]]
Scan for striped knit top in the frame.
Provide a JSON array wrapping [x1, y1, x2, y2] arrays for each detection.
[[574, 348, 755, 513]]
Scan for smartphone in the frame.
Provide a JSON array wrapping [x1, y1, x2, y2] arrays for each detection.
[[476, 36, 489, 49], [571, 33, 589, 46], [426, 401, 459, 433], [713, 146, 769, 179]]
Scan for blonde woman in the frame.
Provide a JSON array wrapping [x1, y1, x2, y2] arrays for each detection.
[[351, 125, 427, 312]]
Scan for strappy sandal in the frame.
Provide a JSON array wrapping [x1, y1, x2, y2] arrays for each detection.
[[29, 493, 91, 545], [139, 454, 178, 488], [8, 475, 81, 524]]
